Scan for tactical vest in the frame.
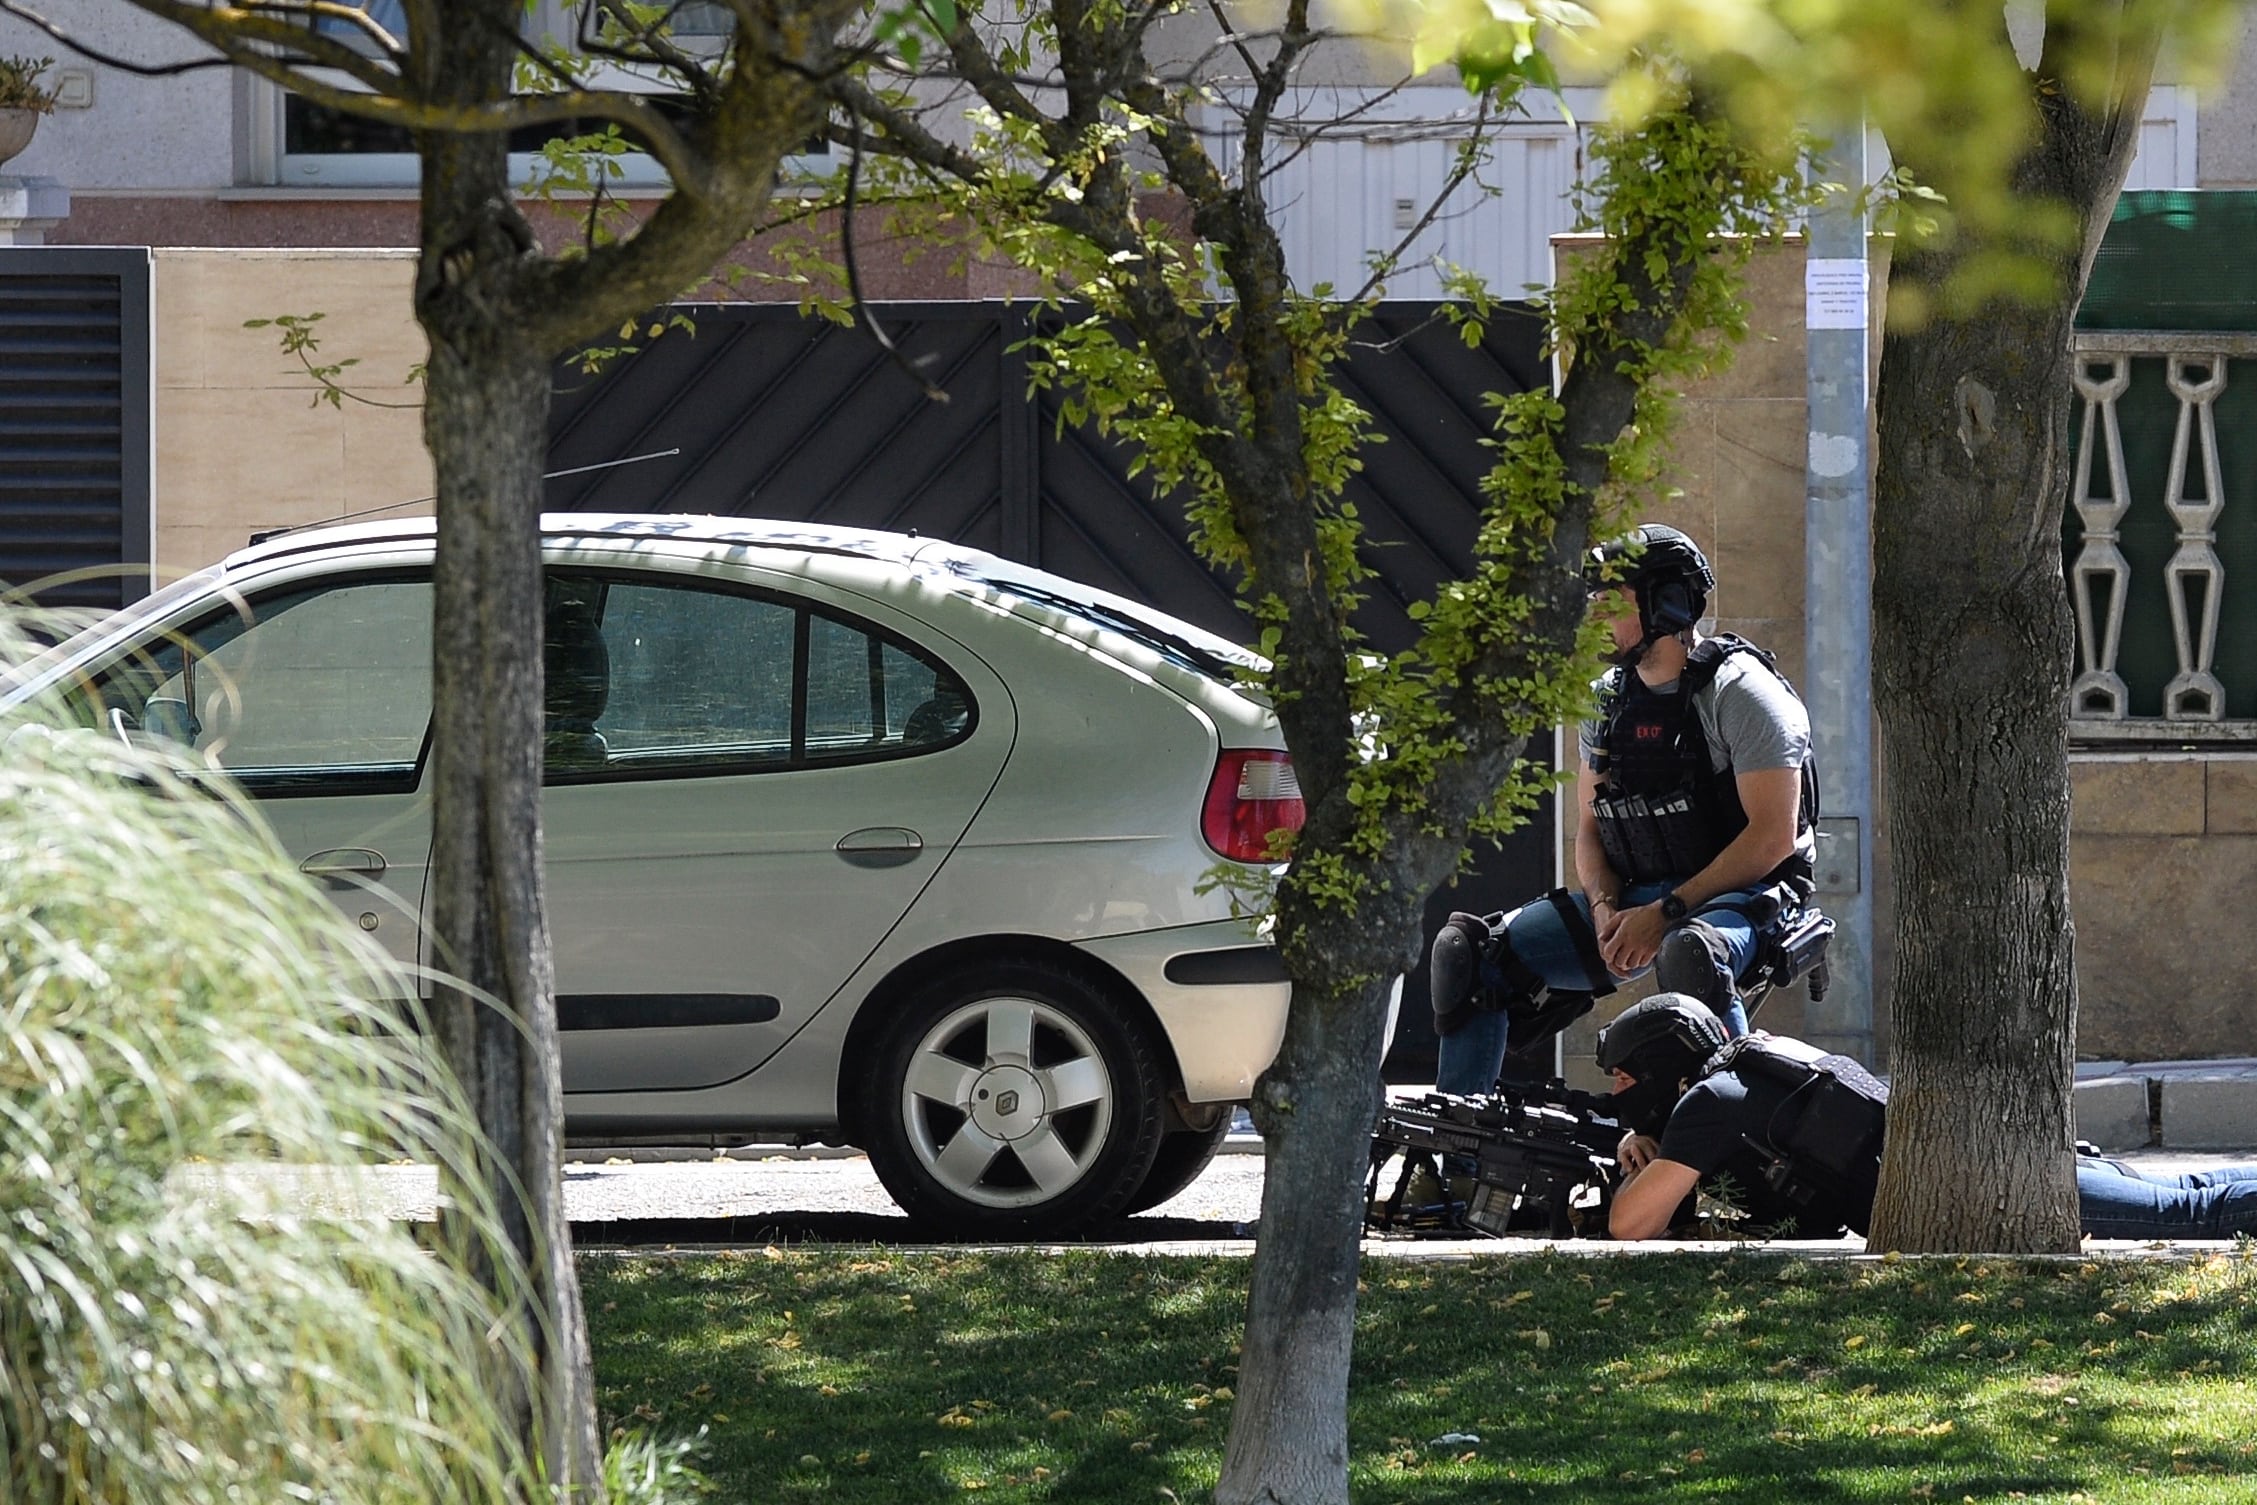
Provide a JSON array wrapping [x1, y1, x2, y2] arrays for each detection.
[[1588, 635, 1817, 886], [1698, 1033, 1888, 1236]]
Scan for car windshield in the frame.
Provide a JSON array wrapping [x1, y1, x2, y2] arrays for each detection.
[[0, 568, 226, 701], [948, 565, 1260, 684]]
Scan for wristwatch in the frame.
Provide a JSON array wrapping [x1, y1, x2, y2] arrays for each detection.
[[1660, 891, 1689, 921]]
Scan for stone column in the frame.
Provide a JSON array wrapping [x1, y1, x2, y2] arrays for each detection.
[[0, 176, 70, 245]]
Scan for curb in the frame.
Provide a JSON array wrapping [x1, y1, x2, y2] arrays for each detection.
[[2074, 1059, 2257, 1151]]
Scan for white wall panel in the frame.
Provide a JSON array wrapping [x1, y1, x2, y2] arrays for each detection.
[[1201, 87, 1598, 298], [2124, 85, 2199, 191]]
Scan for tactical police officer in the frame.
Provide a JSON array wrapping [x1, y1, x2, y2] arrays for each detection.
[[1431, 524, 1818, 1095], [1601, 994, 2257, 1243]]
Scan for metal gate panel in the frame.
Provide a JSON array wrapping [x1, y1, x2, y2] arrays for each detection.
[[548, 307, 1009, 552], [0, 248, 152, 612]]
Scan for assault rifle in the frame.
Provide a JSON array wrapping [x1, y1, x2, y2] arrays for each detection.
[[1365, 1081, 1624, 1239]]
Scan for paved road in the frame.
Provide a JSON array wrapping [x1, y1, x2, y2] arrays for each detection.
[[220, 1143, 2253, 1250], [550, 1143, 2249, 1248], [559, 1147, 1269, 1245]]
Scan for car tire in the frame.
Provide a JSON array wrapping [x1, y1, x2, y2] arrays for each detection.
[[1120, 1118, 1232, 1216], [860, 961, 1166, 1239]]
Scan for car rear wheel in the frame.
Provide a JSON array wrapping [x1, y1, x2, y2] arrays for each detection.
[[1121, 1118, 1232, 1216], [861, 962, 1166, 1238]]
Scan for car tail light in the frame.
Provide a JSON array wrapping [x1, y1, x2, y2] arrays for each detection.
[[1202, 749, 1305, 862]]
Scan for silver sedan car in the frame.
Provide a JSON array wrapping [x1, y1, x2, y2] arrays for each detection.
[[7, 515, 1301, 1237]]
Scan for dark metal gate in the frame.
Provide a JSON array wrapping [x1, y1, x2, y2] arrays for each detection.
[[0, 247, 153, 613], [545, 299, 1557, 1077]]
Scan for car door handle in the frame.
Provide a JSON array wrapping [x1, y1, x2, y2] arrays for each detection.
[[301, 847, 388, 880], [835, 827, 924, 869]]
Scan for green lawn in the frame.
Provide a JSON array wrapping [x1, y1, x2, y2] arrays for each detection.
[[583, 1247, 2257, 1502]]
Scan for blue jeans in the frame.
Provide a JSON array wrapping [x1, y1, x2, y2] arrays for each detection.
[[1435, 881, 1761, 1096], [2077, 1157, 2257, 1239]]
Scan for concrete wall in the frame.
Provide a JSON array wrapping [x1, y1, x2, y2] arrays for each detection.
[[152, 248, 431, 580], [2192, 10, 2257, 187], [2070, 755, 2257, 1059], [0, 0, 236, 191]]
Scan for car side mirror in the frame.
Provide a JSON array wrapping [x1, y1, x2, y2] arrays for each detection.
[[143, 695, 199, 745]]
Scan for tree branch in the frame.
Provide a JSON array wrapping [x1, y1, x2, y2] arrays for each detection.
[[119, 0, 404, 91], [841, 132, 953, 402], [0, 0, 237, 76], [1239, 0, 1314, 210], [580, 0, 725, 106], [523, 0, 860, 351], [824, 75, 997, 186]]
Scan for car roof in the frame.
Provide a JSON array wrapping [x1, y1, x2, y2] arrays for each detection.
[[218, 512, 1265, 683], [225, 512, 969, 573]]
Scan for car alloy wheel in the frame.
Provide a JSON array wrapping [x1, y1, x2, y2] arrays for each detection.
[[863, 962, 1164, 1237]]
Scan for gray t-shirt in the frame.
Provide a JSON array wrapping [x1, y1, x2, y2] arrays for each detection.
[[1579, 643, 1815, 863]]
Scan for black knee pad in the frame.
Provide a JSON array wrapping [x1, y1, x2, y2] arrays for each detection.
[[1429, 911, 1494, 1038], [1429, 891, 1615, 1049], [1655, 920, 1735, 1014], [1428, 907, 1554, 1037]]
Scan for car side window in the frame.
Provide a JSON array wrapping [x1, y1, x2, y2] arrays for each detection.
[[545, 572, 972, 779], [569, 577, 796, 772], [804, 612, 970, 760], [85, 576, 433, 789]]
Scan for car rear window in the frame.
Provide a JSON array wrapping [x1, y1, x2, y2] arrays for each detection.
[[948, 566, 1259, 684]]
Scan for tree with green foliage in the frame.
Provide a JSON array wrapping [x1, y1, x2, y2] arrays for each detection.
[[1865, 0, 2180, 1254], [4, 0, 863, 1488], [806, 10, 1802, 1496]]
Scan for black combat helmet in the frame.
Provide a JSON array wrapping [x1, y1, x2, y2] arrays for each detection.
[[1586, 524, 1715, 640], [1595, 992, 1728, 1135]]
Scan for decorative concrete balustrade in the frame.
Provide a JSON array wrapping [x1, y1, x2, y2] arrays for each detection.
[[2068, 331, 2257, 741]]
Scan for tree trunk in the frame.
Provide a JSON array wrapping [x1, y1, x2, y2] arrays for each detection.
[[1868, 46, 2156, 1253], [415, 7, 600, 1492], [1215, 970, 1395, 1505]]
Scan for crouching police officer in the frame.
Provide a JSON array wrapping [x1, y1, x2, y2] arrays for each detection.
[[1602, 993, 2257, 1243], [1432, 523, 1819, 1095]]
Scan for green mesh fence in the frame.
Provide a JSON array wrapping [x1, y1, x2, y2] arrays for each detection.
[[2082, 191, 2257, 333]]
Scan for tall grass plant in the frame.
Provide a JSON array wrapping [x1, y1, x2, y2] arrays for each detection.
[[0, 611, 552, 1504]]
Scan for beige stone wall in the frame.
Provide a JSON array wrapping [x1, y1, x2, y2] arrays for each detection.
[[1551, 234, 1892, 1087], [154, 248, 431, 581], [2071, 756, 2257, 1060]]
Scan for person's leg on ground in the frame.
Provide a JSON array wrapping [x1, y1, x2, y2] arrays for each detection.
[[2076, 1156, 2257, 1238]]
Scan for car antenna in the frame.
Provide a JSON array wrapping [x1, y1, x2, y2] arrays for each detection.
[[246, 447, 684, 546]]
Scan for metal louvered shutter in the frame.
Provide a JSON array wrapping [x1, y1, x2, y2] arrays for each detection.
[[0, 247, 153, 613]]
